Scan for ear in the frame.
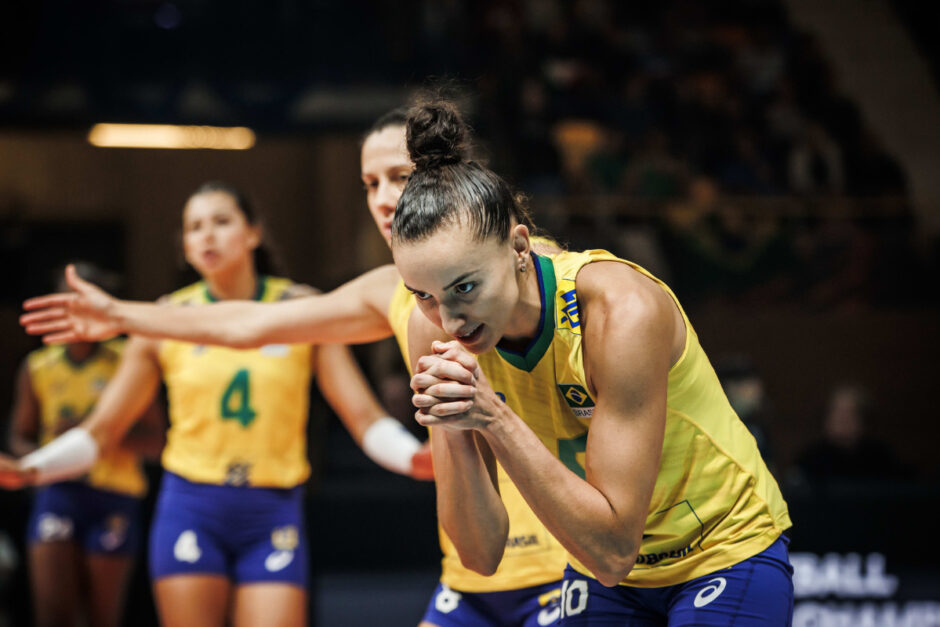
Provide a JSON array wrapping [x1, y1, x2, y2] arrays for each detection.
[[246, 223, 263, 251], [510, 224, 530, 261]]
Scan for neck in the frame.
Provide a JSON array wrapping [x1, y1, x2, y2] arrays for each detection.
[[503, 254, 543, 342], [66, 343, 96, 362], [204, 259, 259, 301]]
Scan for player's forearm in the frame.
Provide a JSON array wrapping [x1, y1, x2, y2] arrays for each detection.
[[481, 411, 642, 586], [433, 428, 508, 575], [317, 344, 387, 444], [121, 290, 392, 349], [115, 299, 268, 348]]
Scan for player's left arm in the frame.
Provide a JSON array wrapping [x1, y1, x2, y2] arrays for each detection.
[[573, 261, 673, 584]]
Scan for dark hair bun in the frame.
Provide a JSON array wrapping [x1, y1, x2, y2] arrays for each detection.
[[406, 100, 468, 171]]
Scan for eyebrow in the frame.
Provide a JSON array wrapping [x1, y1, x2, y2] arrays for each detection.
[[402, 270, 478, 294], [444, 271, 477, 290]]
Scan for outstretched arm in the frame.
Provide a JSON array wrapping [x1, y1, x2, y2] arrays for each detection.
[[22, 264, 400, 348], [315, 343, 431, 480]]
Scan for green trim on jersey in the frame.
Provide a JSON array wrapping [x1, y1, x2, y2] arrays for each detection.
[[496, 254, 556, 372], [202, 275, 268, 303]]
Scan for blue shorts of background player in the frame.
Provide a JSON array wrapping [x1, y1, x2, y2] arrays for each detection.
[[148, 472, 308, 586], [421, 580, 563, 627], [27, 481, 142, 555], [558, 535, 793, 626]]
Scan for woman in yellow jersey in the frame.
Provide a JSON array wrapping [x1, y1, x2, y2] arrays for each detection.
[[9, 263, 164, 627], [13, 110, 568, 627], [4, 182, 429, 627], [390, 102, 794, 625]]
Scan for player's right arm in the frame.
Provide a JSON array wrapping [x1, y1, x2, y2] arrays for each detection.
[[0, 336, 162, 489], [22, 264, 400, 348]]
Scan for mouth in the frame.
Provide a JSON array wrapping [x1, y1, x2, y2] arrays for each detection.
[[201, 250, 220, 264], [454, 323, 484, 346]]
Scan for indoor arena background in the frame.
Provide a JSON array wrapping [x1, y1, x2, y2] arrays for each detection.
[[1, 1, 939, 625]]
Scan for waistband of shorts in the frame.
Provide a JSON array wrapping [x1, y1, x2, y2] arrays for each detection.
[[160, 470, 304, 499]]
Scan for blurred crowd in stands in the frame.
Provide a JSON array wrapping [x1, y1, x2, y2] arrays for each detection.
[[412, 0, 933, 309], [443, 0, 907, 198], [715, 356, 911, 488]]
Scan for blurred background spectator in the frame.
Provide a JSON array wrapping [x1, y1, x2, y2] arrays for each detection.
[[717, 354, 777, 470], [790, 383, 909, 486]]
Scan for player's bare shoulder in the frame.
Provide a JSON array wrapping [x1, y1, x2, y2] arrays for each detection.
[[577, 262, 669, 319], [575, 261, 684, 364]]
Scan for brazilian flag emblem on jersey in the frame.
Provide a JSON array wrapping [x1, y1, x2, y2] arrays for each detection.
[[558, 384, 595, 418]]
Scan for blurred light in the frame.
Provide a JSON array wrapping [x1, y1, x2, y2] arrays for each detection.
[[154, 3, 182, 30], [87, 124, 255, 150]]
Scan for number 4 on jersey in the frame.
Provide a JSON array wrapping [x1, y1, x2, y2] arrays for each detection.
[[220, 369, 257, 427]]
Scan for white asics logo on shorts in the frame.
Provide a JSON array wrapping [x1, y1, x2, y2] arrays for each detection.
[[173, 530, 202, 563], [693, 577, 727, 608], [265, 550, 294, 572], [435, 584, 462, 614], [37, 514, 74, 542]]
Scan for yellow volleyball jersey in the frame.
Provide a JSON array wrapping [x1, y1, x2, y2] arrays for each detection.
[[389, 281, 567, 593], [27, 339, 147, 497], [158, 277, 313, 488], [476, 249, 791, 587]]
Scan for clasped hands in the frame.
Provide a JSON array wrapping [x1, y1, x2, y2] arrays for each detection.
[[411, 341, 503, 432]]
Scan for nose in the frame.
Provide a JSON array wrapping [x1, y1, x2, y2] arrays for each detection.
[[376, 181, 398, 216], [439, 307, 466, 337], [199, 226, 216, 245]]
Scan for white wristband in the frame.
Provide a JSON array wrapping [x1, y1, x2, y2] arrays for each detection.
[[20, 427, 99, 485], [362, 417, 421, 476]]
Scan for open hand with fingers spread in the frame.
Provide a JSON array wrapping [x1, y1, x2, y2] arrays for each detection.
[[20, 264, 123, 344], [411, 341, 504, 432]]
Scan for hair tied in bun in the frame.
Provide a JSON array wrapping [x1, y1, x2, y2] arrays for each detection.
[[406, 100, 469, 171]]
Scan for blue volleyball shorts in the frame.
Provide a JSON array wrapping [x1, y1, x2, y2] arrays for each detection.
[[148, 472, 308, 586], [557, 535, 793, 625], [27, 481, 142, 555]]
